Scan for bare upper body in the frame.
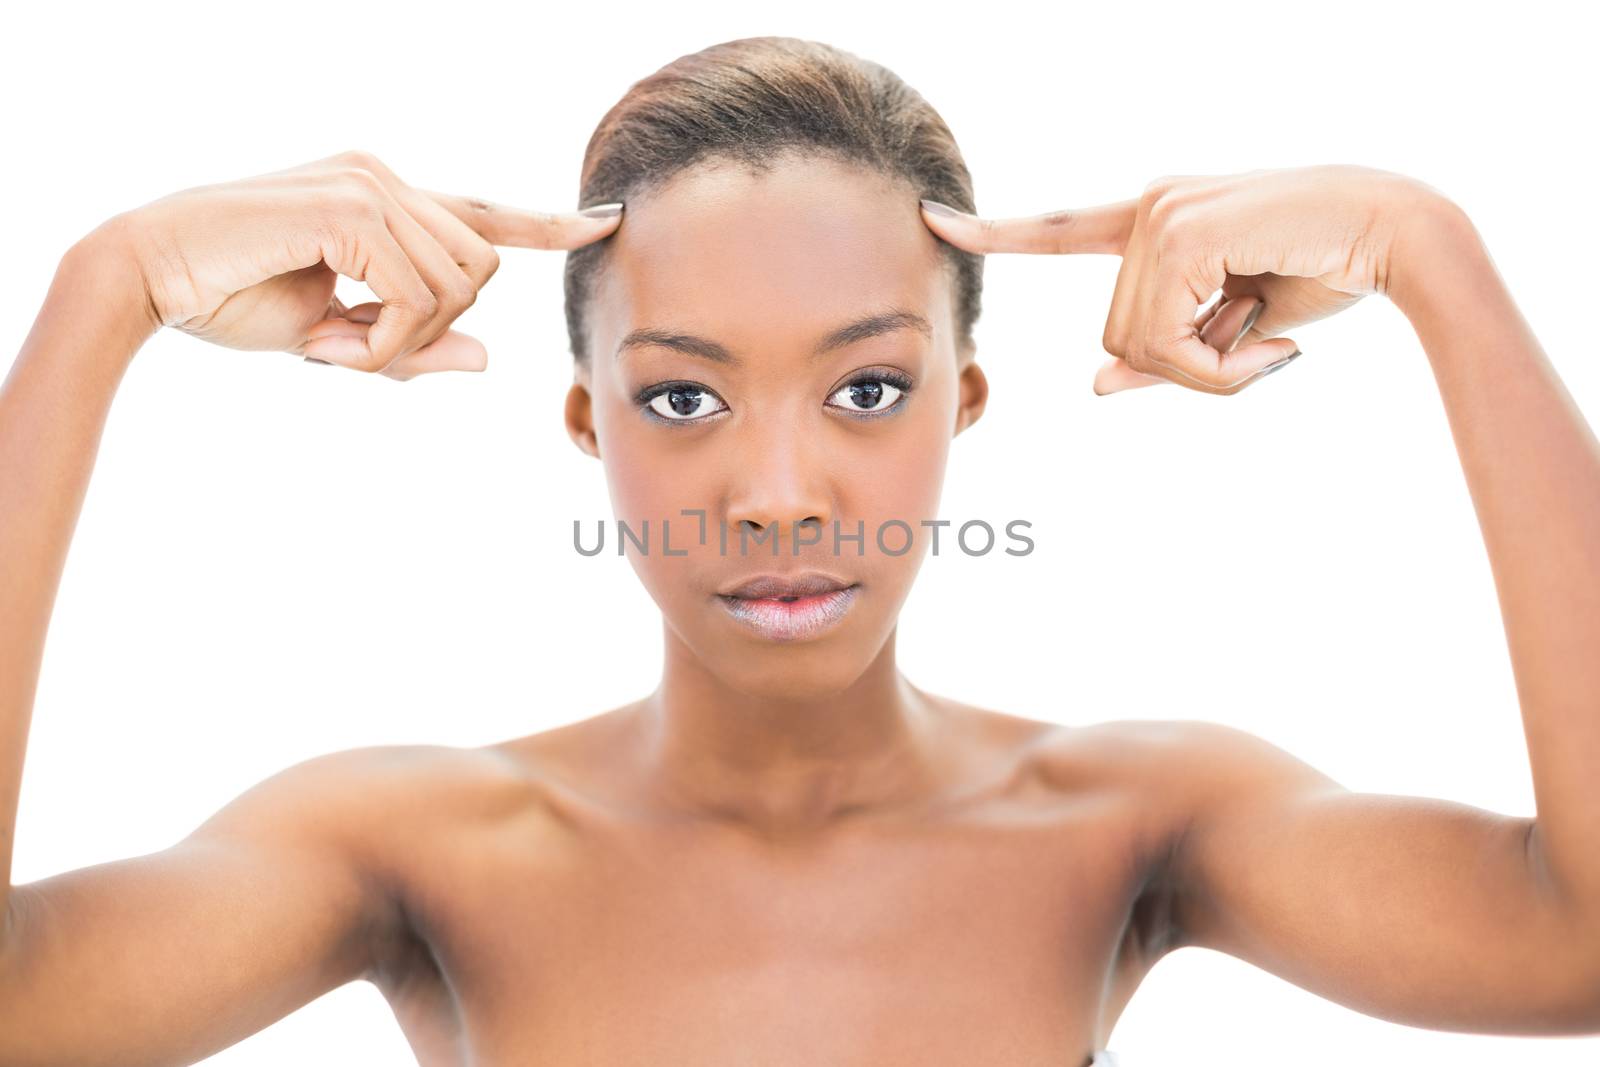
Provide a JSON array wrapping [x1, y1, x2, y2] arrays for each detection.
[[8, 689, 1591, 1067], [5, 146, 1600, 1067], [376, 698, 1180, 1067]]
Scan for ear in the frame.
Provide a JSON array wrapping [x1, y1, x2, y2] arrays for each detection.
[[953, 346, 988, 437], [564, 379, 601, 459]]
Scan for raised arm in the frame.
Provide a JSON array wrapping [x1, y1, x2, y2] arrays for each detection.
[[1, 220, 160, 942], [1160, 196, 1600, 1032], [0, 150, 622, 1065], [922, 167, 1600, 1031]]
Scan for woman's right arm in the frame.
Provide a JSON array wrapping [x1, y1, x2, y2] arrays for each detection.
[[1, 219, 160, 941], [0, 221, 387, 1067], [0, 152, 622, 1065]]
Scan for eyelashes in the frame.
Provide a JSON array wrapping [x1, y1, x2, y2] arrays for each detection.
[[634, 369, 915, 426], [637, 382, 728, 422], [830, 371, 911, 418]]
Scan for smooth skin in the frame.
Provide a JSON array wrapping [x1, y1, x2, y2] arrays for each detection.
[[1, 150, 1597, 1067]]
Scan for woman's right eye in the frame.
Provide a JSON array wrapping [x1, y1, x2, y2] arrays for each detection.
[[640, 383, 729, 423]]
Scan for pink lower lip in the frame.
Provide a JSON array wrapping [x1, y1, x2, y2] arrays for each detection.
[[716, 585, 859, 642]]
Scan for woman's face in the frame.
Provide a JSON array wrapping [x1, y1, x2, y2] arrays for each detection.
[[566, 153, 987, 697]]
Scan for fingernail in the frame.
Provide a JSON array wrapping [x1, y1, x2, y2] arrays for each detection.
[[920, 198, 959, 217], [1232, 300, 1265, 349], [579, 202, 623, 218], [304, 356, 334, 366], [1258, 349, 1301, 378]]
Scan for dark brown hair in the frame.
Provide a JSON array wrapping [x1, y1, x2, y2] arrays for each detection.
[[562, 36, 983, 364]]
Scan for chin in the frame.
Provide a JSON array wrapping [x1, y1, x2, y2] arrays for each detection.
[[669, 598, 894, 698], [713, 653, 882, 704]]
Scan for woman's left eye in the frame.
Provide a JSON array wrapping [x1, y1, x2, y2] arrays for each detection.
[[826, 373, 911, 416]]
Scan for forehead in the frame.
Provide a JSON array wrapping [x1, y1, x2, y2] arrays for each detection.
[[591, 154, 950, 359]]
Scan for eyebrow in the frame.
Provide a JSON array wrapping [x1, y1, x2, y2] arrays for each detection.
[[614, 308, 933, 366]]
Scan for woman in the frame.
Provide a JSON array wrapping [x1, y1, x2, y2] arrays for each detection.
[[2, 35, 1596, 1067]]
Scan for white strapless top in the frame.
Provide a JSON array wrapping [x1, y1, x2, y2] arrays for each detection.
[[1090, 1051, 1121, 1067]]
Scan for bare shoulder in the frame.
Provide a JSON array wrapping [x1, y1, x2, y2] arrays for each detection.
[[280, 741, 565, 989], [1021, 717, 1341, 879], [198, 742, 537, 912], [0, 741, 538, 1067], [213, 742, 534, 844], [312, 739, 567, 866], [1027, 717, 1335, 798]]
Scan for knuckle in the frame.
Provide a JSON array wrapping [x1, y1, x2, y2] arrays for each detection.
[[1037, 211, 1077, 253], [328, 191, 384, 230], [479, 246, 502, 282], [309, 209, 357, 254], [317, 173, 386, 224], [1145, 194, 1182, 235], [976, 215, 999, 252], [1155, 207, 1211, 262], [334, 148, 385, 175], [1101, 324, 1123, 359], [443, 275, 478, 312], [1152, 215, 1187, 255], [411, 290, 441, 321], [1140, 175, 1205, 233], [1140, 174, 1178, 206], [334, 165, 386, 196]]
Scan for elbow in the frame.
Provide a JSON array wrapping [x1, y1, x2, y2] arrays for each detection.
[[1579, 936, 1600, 1032], [1539, 895, 1600, 1032], [1515, 820, 1600, 1032], [1551, 965, 1600, 1034]]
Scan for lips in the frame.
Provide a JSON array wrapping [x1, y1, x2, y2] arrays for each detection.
[[718, 571, 856, 601], [714, 573, 861, 642]]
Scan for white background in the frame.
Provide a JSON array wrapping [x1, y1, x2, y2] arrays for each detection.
[[4, 1, 1597, 1064]]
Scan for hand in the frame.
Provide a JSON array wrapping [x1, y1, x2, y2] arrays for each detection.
[[920, 164, 1445, 395], [108, 149, 623, 379]]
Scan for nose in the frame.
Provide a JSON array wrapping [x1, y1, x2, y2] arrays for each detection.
[[723, 422, 835, 554]]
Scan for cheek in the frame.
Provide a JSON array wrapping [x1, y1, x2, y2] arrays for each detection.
[[858, 382, 954, 519], [604, 434, 672, 522], [596, 404, 720, 607], [854, 426, 947, 527], [833, 400, 954, 585], [596, 390, 684, 520]]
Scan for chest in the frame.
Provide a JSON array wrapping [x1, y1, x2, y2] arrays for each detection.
[[377, 790, 1158, 1066]]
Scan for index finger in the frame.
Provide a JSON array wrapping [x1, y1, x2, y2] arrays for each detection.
[[422, 190, 624, 250], [919, 198, 1137, 255]]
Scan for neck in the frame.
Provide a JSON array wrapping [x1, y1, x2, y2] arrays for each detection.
[[629, 621, 947, 829]]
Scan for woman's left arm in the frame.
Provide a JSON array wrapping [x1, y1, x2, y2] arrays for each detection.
[[923, 174, 1600, 1032], [1388, 198, 1600, 926], [1160, 201, 1600, 1033]]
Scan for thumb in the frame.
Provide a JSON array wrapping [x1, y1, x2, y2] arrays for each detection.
[[301, 327, 488, 376], [1093, 358, 1171, 395], [376, 330, 489, 379]]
